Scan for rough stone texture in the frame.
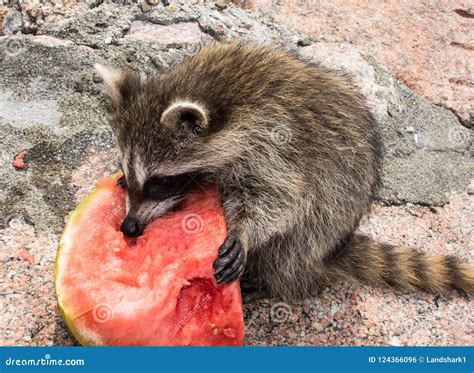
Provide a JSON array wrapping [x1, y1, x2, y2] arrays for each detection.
[[299, 43, 472, 205], [240, 0, 474, 127], [125, 20, 212, 45], [0, 0, 472, 346]]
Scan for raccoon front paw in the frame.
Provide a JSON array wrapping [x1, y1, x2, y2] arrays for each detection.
[[213, 234, 246, 285]]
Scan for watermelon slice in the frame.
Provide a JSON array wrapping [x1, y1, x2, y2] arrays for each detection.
[[55, 174, 244, 346]]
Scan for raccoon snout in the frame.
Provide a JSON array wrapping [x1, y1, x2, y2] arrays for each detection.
[[120, 216, 143, 238]]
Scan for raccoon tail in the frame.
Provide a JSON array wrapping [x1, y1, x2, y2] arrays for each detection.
[[325, 234, 474, 294]]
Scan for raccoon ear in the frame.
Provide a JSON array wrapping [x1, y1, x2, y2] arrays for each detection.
[[160, 101, 209, 133], [94, 64, 125, 106]]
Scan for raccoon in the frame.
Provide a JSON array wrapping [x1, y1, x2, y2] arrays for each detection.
[[95, 42, 473, 302]]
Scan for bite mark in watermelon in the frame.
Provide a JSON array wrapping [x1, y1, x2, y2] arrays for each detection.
[[55, 174, 244, 346]]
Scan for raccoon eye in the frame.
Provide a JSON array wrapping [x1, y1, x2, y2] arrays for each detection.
[[144, 176, 174, 199], [146, 184, 163, 199], [157, 176, 173, 187]]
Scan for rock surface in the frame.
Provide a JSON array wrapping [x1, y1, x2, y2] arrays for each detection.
[[240, 0, 474, 127], [0, 0, 472, 346]]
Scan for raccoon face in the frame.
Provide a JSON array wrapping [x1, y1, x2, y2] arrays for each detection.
[[95, 64, 210, 236], [117, 171, 195, 237], [95, 64, 211, 168]]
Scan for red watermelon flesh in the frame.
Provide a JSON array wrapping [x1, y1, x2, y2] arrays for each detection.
[[55, 174, 244, 346]]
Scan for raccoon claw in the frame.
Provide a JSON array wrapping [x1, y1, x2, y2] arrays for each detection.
[[213, 235, 246, 285]]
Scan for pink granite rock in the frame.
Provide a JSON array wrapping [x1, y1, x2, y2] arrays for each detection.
[[125, 21, 211, 46], [239, 0, 473, 126], [244, 185, 474, 346]]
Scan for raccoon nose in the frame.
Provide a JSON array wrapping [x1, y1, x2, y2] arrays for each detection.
[[120, 217, 143, 237]]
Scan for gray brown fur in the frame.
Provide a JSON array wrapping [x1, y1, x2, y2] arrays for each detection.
[[97, 42, 473, 301]]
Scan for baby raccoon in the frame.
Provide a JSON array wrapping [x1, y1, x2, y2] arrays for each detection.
[[95, 42, 473, 302]]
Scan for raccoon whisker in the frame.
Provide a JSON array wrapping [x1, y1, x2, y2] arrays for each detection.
[[141, 197, 181, 226], [125, 194, 130, 214], [121, 149, 130, 180]]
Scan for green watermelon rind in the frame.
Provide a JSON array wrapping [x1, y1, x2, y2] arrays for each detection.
[[54, 173, 121, 346]]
